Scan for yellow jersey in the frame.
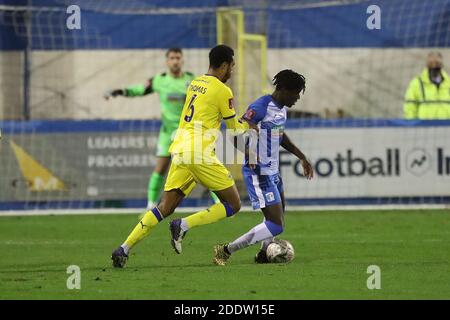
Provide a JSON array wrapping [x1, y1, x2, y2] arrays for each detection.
[[169, 74, 244, 158]]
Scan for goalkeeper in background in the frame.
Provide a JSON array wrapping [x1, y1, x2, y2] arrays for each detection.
[[104, 48, 220, 209]]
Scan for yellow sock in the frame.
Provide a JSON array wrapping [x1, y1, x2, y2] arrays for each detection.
[[184, 202, 233, 229], [124, 207, 163, 249]]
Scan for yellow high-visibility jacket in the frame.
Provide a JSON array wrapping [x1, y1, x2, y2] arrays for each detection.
[[404, 68, 450, 119]]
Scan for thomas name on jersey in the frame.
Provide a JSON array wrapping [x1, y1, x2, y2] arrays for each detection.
[[189, 84, 207, 94]]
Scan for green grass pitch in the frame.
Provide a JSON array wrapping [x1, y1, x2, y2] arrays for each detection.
[[1, 210, 449, 300]]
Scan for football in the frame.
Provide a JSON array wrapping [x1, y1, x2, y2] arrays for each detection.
[[266, 239, 295, 263]]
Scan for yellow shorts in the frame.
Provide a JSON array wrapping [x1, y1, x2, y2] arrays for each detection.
[[164, 153, 235, 195]]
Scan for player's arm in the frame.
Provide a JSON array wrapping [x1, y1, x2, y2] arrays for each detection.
[[224, 115, 254, 135], [231, 122, 260, 169], [104, 78, 154, 100], [230, 118, 258, 161], [230, 104, 266, 167], [281, 133, 314, 179], [219, 98, 257, 166], [218, 87, 251, 135]]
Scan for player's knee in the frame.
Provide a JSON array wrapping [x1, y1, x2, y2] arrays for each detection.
[[157, 201, 174, 217], [233, 200, 241, 213], [222, 201, 240, 216], [264, 220, 284, 236], [231, 199, 241, 214]]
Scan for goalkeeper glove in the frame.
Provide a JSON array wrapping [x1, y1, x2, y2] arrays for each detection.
[[104, 89, 125, 100]]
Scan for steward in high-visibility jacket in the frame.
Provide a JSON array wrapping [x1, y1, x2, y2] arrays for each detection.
[[404, 68, 450, 119]]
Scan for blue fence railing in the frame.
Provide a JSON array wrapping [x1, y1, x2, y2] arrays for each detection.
[[2, 118, 450, 134]]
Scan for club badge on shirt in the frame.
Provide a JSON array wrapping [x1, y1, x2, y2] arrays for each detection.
[[243, 109, 256, 121]]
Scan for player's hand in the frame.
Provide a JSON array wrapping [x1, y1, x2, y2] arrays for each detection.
[[238, 116, 259, 134], [301, 157, 314, 180], [247, 149, 259, 170], [247, 122, 259, 134], [104, 89, 124, 100], [240, 117, 259, 170]]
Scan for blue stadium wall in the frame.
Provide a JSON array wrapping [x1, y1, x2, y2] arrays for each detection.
[[1, 0, 450, 50]]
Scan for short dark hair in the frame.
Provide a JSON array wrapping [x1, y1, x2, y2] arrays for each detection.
[[166, 47, 183, 57], [209, 45, 234, 69], [273, 69, 306, 93]]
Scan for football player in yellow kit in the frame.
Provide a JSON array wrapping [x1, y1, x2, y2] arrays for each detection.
[[112, 45, 251, 267]]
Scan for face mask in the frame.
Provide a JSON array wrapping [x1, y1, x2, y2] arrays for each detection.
[[429, 67, 442, 76]]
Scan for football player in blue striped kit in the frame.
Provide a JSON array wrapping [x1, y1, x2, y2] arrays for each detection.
[[213, 69, 314, 265]]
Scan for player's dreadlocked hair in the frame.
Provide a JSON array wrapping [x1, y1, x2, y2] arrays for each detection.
[[272, 69, 306, 93]]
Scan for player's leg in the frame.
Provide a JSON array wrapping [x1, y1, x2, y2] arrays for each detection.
[[214, 172, 284, 265], [177, 162, 240, 231], [257, 177, 286, 262], [152, 171, 220, 210], [170, 184, 240, 254], [209, 191, 221, 204], [112, 189, 186, 268], [182, 184, 240, 230], [147, 129, 218, 208], [139, 156, 171, 220], [112, 158, 194, 267], [147, 156, 171, 209], [124, 190, 184, 249], [215, 202, 284, 265], [253, 201, 285, 263], [169, 161, 240, 254], [147, 127, 173, 209]]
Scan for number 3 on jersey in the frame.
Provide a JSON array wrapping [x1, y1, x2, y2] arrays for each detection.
[[184, 94, 196, 122]]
